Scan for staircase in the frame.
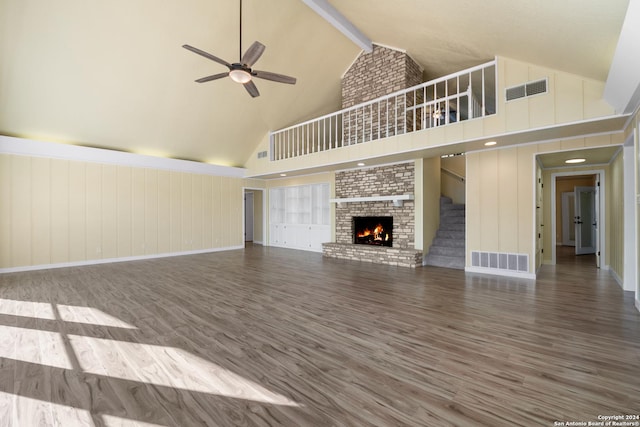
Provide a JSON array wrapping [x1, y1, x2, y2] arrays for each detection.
[[424, 196, 465, 270]]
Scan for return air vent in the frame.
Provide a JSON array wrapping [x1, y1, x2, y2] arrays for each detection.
[[471, 251, 528, 273], [505, 78, 548, 101]]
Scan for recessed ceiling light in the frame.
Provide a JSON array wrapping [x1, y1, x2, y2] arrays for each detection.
[[484, 141, 497, 146], [565, 158, 586, 164], [441, 153, 464, 158], [280, 173, 287, 177], [357, 162, 365, 166]]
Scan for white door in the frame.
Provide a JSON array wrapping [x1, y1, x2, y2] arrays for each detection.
[[594, 180, 600, 268], [244, 192, 254, 242], [561, 192, 576, 246], [574, 186, 596, 256]]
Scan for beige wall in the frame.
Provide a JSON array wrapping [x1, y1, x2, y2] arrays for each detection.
[[467, 134, 623, 273], [609, 150, 624, 279], [415, 157, 441, 252], [441, 154, 466, 204], [0, 153, 261, 270], [467, 146, 535, 269], [636, 112, 640, 304]]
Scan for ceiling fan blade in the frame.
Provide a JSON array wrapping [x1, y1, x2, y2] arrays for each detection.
[[182, 44, 231, 68], [241, 41, 265, 67], [243, 80, 260, 98], [253, 70, 296, 85], [195, 72, 229, 83]]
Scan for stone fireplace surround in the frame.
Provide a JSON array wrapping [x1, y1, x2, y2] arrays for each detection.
[[322, 162, 423, 268]]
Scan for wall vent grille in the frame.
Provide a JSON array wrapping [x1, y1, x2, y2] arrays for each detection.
[[471, 251, 528, 272], [506, 78, 548, 101], [257, 150, 268, 159]]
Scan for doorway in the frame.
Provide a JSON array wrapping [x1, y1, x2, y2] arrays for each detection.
[[551, 171, 604, 266], [243, 188, 265, 246], [245, 192, 254, 242]]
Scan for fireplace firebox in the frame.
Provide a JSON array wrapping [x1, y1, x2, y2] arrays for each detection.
[[353, 216, 393, 247]]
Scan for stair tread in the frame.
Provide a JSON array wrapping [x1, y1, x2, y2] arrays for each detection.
[[440, 223, 465, 231], [423, 254, 465, 270], [428, 246, 465, 257], [432, 238, 465, 247], [443, 212, 464, 217], [441, 204, 465, 211]]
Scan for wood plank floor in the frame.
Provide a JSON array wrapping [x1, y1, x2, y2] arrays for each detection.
[[0, 245, 639, 426]]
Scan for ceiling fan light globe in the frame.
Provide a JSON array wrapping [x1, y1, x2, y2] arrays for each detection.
[[229, 69, 252, 83]]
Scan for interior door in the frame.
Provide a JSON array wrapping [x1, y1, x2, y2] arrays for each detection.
[[244, 192, 254, 242], [594, 179, 600, 267], [574, 186, 596, 255]]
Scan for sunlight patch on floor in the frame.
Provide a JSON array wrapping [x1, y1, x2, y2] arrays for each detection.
[[0, 298, 56, 320], [1, 325, 73, 369], [56, 304, 138, 329], [0, 390, 94, 427], [70, 335, 300, 407], [101, 414, 167, 427]]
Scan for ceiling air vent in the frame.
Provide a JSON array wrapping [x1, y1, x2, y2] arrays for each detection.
[[506, 78, 548, 101]]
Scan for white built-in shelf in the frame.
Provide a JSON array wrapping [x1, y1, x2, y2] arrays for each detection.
[[329, 194, 414, 207]]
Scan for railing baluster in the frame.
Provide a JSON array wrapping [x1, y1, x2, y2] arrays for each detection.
[[445, 79, 449, 125], [355, 108, 358, 145], [349, 110, 352, 146], [322, 118, 326, 152], [456, 75, 460, 122], [482, 67, 486, 117]]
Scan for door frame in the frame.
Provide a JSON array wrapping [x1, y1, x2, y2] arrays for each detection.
[[244, 191, 254, 242], [242, 187, 266, 246], [550, 170, 606, 265]]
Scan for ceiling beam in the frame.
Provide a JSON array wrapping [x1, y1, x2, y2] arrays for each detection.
[[301, 0, 372, 52], [604, 0, 640, 114]]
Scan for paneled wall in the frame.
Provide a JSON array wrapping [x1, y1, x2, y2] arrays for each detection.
[[466, 134, 623, 274], [609, 150, 624, 279], [466, 146, 534, 270], [0, 153, 251, 270]]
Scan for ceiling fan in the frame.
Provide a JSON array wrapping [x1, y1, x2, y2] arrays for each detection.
[[182, 0, 296, 98]]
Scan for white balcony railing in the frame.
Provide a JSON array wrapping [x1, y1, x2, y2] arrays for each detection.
[[270, 60, 497, 161]]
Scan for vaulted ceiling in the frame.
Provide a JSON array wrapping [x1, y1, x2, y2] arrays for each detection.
[[0, 0, 630, 167]]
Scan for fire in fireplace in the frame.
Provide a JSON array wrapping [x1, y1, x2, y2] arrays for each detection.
[[353, 216, 393, 247]]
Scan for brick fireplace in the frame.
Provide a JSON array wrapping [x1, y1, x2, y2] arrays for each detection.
[[322, 44, 425, 267], [322, 163, 422, 268]]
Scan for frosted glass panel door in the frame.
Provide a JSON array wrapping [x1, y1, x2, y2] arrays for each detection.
[[270, 188, 285, 223], [575, 186, 596, 255], [312, 183, 330, 225]]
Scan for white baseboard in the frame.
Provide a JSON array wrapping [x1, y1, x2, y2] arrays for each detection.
[[635, 298, 640, 313], [465, 266, 536, 280], [253, 240, 263, 245], [610, 268, 624, 289], [0, 245, 244, 274]]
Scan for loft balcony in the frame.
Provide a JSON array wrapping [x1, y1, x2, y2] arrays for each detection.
[[270, 60, 497, 161]]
